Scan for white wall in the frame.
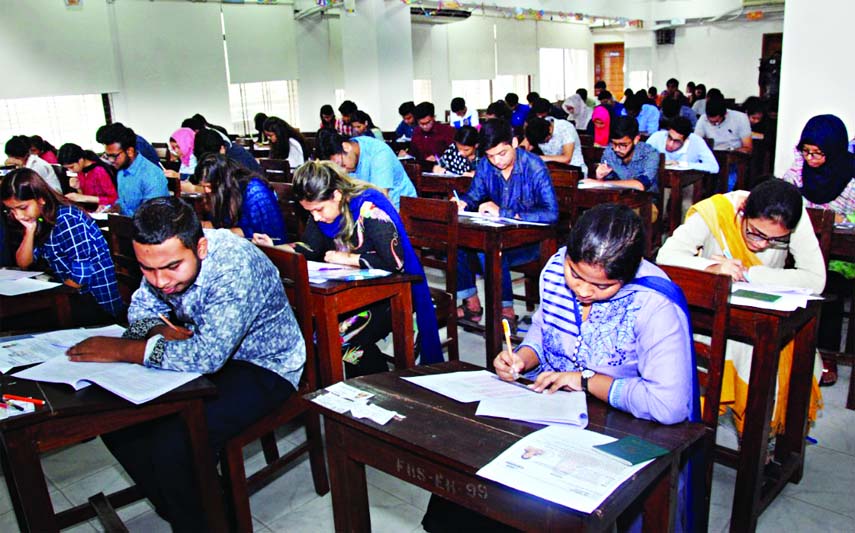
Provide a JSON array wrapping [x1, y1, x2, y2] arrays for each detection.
[[775, 0, 854, 175]]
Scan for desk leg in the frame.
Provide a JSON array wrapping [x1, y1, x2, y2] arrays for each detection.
[[668, 177, 681, 236], [483, 240, 502, 371], [730, 320, 779, 533], [641, 458, 678, 533], [390, 285, 415, 370], [777, 313, 818, 481], [315, 298, 344, 386], [326, 419, 371, 532], [1, 430, 58, 532], [179, 401, 228, 532], [54, 292, 73, 329]]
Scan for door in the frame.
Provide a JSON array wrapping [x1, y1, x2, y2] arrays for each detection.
[[594, 43, 624, 97]]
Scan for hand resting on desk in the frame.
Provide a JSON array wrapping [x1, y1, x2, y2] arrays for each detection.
[[66, 336, 146, 364]]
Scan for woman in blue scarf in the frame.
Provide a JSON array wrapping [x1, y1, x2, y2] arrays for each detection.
[[253, 161, 443, 376]]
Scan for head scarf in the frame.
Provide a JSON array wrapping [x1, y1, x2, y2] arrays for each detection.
[[796, 114, 854, 205], [170, 127, 196, 168], [591, 105, 611, 147], [562, 94, 591, 130], [315, 188, 443, 364]]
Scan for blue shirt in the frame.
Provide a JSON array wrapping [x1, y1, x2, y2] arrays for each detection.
[[352, 136, 416, 210], [601, 141, 661, 193], [117, 154, 170, 215], [637, 104, 661, 135], [136, 135, 162, 168], [462, 148, 558, 223], [394, 120, 414, 140], [126, 229, 305, 388], [510, 104, 530, 128], [226, 142, 262, 173], [238, 178, 286, 242], [33, 206, 123, 316], [646, 131, 720, 174]]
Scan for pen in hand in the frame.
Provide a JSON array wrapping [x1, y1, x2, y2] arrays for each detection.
[[502, 318, 519, 380], [158, 313, 179, 331]]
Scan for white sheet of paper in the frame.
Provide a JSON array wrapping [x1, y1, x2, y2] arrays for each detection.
[[421, 171, 462, 178], [476, 390, 588, 427], [457, 211, 550, 227], [325, 381, 374, 402], [350, 402, 398, 425], [89, 212, 109, 220], [729, 281, 820, 311], [36, 325, 126, 349], [0, 277, 61, 296], [476, 426, 653, 514], [0, 269, 42, 281], [402, 370, 531, 403], [14, 356, 200, 404], [310, 392, 355, 414]]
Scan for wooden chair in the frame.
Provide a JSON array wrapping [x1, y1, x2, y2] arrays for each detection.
[[259, 158, 292, 183], [221, 246, 329, 532], [166, 176, 181, 197], [106, 214, 143, 321], [658, 264, 732, 533], [399, 196, 459, 361], [581, 145, 604, 179], [712, 150, 751, 194], [51, 164, 72, 194], [151, 142, 169, 163], [268, 182, 306, 244]]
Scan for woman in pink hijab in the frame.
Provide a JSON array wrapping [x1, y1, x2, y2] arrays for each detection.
[[165, 127, 197, 180], [590, 105, 611, 147]]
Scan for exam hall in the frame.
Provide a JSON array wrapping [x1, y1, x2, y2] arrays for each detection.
[[0, 0, 853, 532]]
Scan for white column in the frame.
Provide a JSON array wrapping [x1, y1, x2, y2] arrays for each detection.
[[296, 15, 337, 131], [774, 0, 854, 175], [339, 0, 414, 130]]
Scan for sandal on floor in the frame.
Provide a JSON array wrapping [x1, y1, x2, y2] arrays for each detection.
[[457, 304, 483, 323], [820, 355, 838, 387]]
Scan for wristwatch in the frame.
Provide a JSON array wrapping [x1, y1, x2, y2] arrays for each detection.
[[580, 369, 596, 392]]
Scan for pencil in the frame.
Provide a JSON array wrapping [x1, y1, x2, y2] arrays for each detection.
[[158, 313, 179, 331], [502, 318, 519, 380]]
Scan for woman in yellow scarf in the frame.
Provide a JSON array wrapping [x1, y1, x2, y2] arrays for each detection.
[[657, 179, 826, 435]]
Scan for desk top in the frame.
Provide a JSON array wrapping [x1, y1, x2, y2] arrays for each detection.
[[308, 361, 705, 521], [309, 273, 422, 296]]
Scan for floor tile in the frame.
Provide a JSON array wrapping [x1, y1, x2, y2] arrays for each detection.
[[59, 464, 153, 524], [42, 438, 117, 489], [756, 493, 854, 532], [248, 455, 325, 526], [122, 508, 171, 533], [366, 466, 431, 511], [780, 445, 855, 518]]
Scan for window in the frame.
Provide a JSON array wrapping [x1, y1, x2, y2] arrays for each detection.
[[413, 80, 432, 105], [451, 80, 491, 111], [0, 94, 108, 151], [538, 48, 588, 102], [493, 75, 530, 102], [228, 80, 299, 136], [334, 89, 346, 109]]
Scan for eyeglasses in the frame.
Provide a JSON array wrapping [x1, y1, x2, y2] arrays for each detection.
[[801, 148, 825, 160], [610, 140, 633, 150], [743, 220, 791, 248], [101, 151, 122, 163]]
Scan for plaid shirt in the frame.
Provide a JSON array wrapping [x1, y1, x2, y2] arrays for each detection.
[[34, 206, 124, 316]]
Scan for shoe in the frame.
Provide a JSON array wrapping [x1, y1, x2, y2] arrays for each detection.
[[820, 355, 838, 387], [457, 302, 483, 323]]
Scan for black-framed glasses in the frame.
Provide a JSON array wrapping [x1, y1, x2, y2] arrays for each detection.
[[800, 148, 825, 160], [743, 219, 791, 248], [101, 151, 122, 163]]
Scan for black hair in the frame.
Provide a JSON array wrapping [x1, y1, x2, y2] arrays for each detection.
[[594, 80, 607, 90], [338, 100, 358, 116], [504, 93, 520, 106], [398, 101, 415, 116], [132, 196, 203, 249], [706, 88, 723, 101], [532, 98, 551, 115], [194, 154, 268, 231], [315, 128, 347, 160], [526, 92, 540, 105], [262, 116, 306, 160], [576, 88, 588, 100], [694, 84, 707, 99], [524, 116, 551, 146], [57, 143, 117, 185], [565, 204, 644, 285], [705, 97, 727, 119], [254, 112, 268, 132], [190, 114, 229, 137], [648, 86, 658, 97], [181, 116, 205, 132], [666, 78, 679, 88], [351, 110, 376, 130], [413, 101, 436, 121], [450, 97, 466, 113], [319, 105, 336, 129], [454, 126, 479, 146], [598, 90, 613, 102], [29, 135, 57, 156], [1, 168, 72, 245], [486, 101, 512, 122], [4, 136, 29, 158], [479, 119, 513, 150], [743, 179, 803, 230], [660, 97, 680, 119], [320, 105, 334, 116], [624, 94, 643, 115], [669, 117, 693, 139], [610, 116, 639, 140], [624, 88, 635, 100], [193, 129, 228, 160], [98, 123, 136, 150], [742, 96, 765, 117]]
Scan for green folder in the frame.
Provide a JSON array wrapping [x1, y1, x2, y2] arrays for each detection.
[[592, 436, 669, 466]]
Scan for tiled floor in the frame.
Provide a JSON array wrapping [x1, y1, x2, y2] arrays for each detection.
[[1, 277, 853, 532]]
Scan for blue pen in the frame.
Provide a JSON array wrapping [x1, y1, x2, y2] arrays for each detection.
[[452, 190, 461, 202]]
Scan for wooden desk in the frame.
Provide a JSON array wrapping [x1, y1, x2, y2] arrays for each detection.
[[659, 169, 709, 235], [310, 274, 421, 386], [0, 374, 227, 532], [696, 301, 821, 532], [415, 172, 472, 200], [0, 285, 75, 333], [457, 219, 557, 368], [830, 225, 855, 407], [308, 362, 707, 532], [713, 150, 751, 194], [180, 191, 208, 219]]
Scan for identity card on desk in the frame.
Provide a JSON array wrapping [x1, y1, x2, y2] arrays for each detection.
[[730, 281, 821, 311], [477, 425, 653, 514]]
